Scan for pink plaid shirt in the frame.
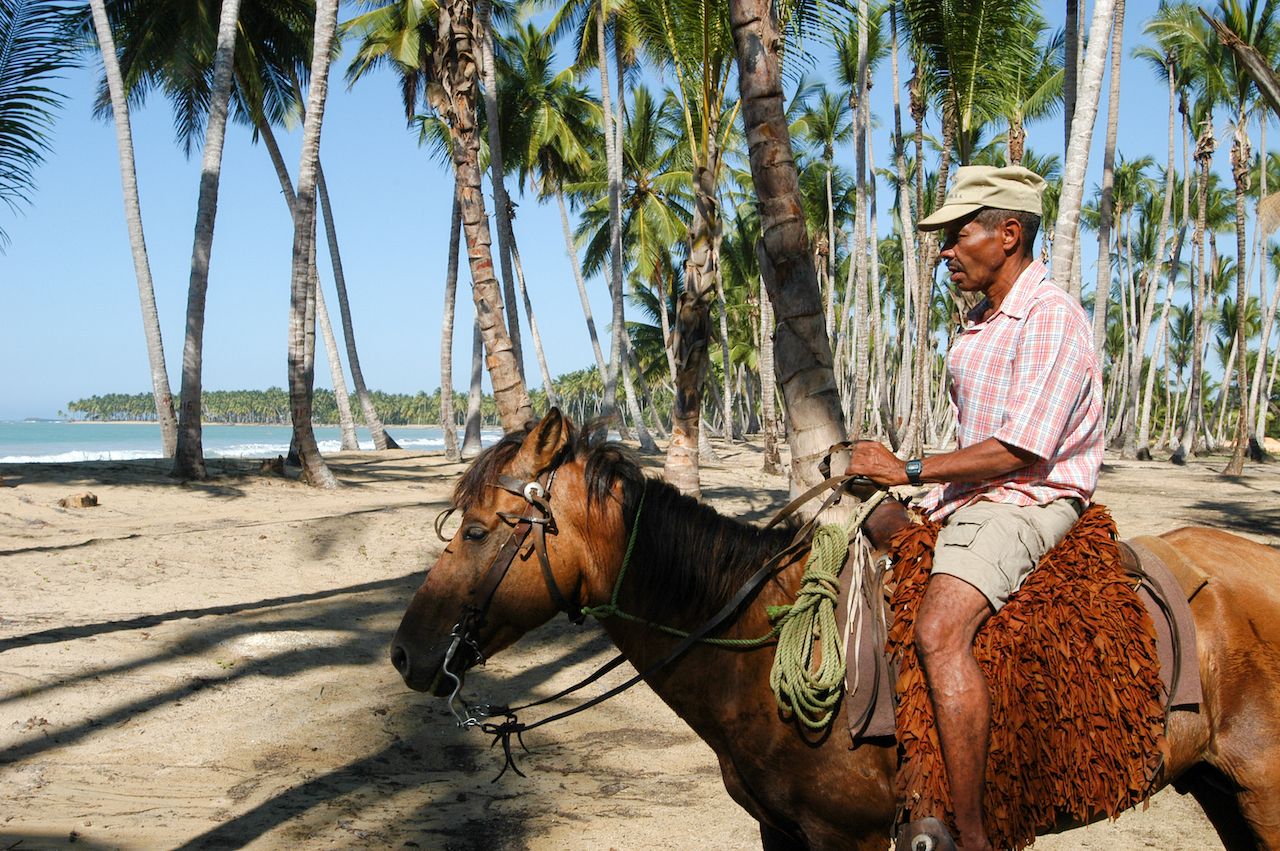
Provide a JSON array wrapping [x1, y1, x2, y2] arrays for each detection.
[[921, 259, 1103, 521]]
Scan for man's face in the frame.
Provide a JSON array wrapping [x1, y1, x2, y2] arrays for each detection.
[[938, 215, 1008, 294]]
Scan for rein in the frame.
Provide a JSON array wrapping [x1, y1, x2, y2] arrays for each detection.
[[440, 449, 887, 779]]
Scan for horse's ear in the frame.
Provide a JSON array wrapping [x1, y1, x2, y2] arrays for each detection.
[[514, 408, 574, 475]]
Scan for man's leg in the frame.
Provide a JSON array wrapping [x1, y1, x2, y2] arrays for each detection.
[[915, 574, 994, 851]]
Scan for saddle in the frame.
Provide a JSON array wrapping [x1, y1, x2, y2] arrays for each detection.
[[833, 497, 1205, 851]]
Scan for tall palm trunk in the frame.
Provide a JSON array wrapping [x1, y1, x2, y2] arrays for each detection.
[[1091, 0, 1124, 355], [253, 112, 358, 452], [314, 285, 359, 451], [849, 0, 870, 439], [597, 4, 624, 427], [559, 190, 608, 376], [759, 285, 783, 475], [316, 166, 399, 449], [730, 0, 846, 502], [431, 0, 532, 431], [715, 275, 740, 441], [1134, 58, 1181, 460], [664, 143, 724, 497], [1225, 118, 1252, 475], [172, 0, 243, 480], [1251, 121, 1278, 456], [462, 318, 484, 457], [476, 0, 524, 375], [1175, 124, 1216, 464], [88, 0, 177, 456], [889, 8, 917, 443], [286, 0, 341, 488], [440, 189, 462, 461], [507, 240, 558, 407], [1050, 0, 1119, 294]]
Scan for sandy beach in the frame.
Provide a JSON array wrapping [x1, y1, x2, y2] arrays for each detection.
[[2, 441, 1278, 850]]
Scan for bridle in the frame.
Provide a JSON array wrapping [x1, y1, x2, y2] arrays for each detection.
[[437, 455, 582, 730], [431, 443, 885, 779]]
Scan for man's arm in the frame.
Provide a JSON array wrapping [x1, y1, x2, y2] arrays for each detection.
[[845, 438, 1039, 488]]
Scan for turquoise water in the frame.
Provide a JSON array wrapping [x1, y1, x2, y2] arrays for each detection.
[[0, 421, 494, 464]]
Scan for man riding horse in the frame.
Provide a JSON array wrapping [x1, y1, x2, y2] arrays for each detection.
[[845, 165, 1104, 851]]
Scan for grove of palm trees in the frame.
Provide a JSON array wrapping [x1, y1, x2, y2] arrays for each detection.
[[4, 0, 1280, 847], [6, 0, 1280, 493]]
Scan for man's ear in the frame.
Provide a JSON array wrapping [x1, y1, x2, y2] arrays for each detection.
[[1000, 216, 1024, 255]]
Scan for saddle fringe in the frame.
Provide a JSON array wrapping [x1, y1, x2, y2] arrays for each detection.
[[887, 505, 1168, 850]]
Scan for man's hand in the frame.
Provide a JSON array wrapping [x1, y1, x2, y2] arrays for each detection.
[[845, 440, 907, 487]]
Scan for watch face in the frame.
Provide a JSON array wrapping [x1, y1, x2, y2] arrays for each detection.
[[906, 459, 922, 481]]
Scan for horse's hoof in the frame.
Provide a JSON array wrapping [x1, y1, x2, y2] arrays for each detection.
[[895, 817, 958, 851]]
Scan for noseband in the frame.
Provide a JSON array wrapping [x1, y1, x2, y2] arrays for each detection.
[[439, 459, 582, 728]]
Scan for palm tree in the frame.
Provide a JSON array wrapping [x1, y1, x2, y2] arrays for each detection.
[[286, 0, 341, 488], [1049, 0, 1120, 294], [1205, 0, 1279, 474], [1091, 0, 1128, 350], [628, 0, 739, 495], [349, 0, 532, 430], [172, 0, 242, 479], [727, 0, 847, 503], [0, 0, 67, 248], [440, 188, 462, 460], [83, 0, 178, 456]]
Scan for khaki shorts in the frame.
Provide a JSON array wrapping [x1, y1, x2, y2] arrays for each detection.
[[932, 499, 1083, 611]]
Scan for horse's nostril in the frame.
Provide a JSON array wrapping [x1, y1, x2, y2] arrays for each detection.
[[390, 643, 410, 677]]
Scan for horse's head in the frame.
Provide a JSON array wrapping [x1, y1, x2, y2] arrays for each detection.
[[390, 409, 633, 696]]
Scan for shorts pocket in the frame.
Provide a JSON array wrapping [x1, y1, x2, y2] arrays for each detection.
[[938, 519, 986, 549]]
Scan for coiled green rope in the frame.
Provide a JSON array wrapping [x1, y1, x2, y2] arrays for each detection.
[[767, 491, 888, 729]]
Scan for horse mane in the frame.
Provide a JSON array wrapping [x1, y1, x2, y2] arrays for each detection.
[[453, 422, 797, 623]]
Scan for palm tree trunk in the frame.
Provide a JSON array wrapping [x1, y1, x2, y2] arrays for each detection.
[[1091, 0, 1124, 354], [850, 5, 870, 440], [88, 0, 177, 457], [508, 239, 558, 408], [1251, 120, 1277, 456], [759, 286, 783, 475], [558, 190, 608, 375], [441, 189, 462, 461], [477, 0, 524, 376], [892, 13, 919, 450], [286, 0, 340, 489], [1175, 125, 1216, 464], [314, 286, 359, 451], [462, 318, 484, 458], [316, 165, 399, 449], [251, 112, 358, 452], [1050, 0, 1119, 295], [1064, 0, 1079, 157], [730, 0, 847, 503], [664, 148, 723, 497], [597, 4, 624, 428], [715, 277, 740, 441], [431, 0, 532, 431], [172, 0, 243, 480], [1133, 57, 1180, 460], [1225, 118, 1253, 475]]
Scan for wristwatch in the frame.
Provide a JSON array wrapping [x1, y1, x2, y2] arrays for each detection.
[[905, 458, 924, 485]]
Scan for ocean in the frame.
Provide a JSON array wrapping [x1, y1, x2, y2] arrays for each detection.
[[0, 421, 497, 464]]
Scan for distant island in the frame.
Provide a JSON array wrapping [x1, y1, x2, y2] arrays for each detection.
[[66, 388, 508, 427]]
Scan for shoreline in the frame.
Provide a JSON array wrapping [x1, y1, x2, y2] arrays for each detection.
[[53, 420, 453, 429]]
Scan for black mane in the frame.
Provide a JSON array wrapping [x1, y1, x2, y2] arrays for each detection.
[[453, 423, 797, 622]]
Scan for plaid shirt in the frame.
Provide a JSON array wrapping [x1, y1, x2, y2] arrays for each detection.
[[921, 259, 1103, 521]]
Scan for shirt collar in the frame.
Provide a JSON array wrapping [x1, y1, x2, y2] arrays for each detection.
[[966, 259, 1048, 324]]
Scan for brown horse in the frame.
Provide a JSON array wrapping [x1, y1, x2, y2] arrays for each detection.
[[391, 410, 1280, 850]]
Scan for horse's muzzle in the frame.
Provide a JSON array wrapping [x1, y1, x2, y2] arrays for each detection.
[[389, 637, 452, 696]]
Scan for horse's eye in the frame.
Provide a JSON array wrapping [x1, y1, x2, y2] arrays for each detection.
[[463, 525, 488, 542]]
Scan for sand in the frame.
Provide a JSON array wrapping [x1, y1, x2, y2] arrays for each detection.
[[2, 442, 1278, 850]]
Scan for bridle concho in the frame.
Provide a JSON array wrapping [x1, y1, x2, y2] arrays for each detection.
[[438, 457, 581, 730]]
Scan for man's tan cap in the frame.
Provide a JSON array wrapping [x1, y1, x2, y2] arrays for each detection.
[[917, 165, 1047, 231]]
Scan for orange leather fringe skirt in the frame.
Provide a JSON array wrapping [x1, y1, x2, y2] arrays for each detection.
[[886, 504, 1167, 850]]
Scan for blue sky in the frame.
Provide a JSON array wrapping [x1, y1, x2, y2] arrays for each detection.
[[0, 2, 1257, 420]]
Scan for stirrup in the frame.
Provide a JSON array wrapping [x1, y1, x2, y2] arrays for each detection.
[[894, 817, 958, 851]]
